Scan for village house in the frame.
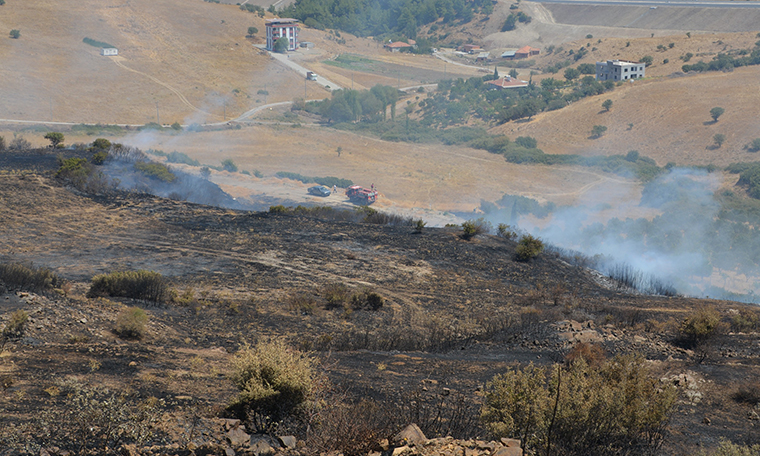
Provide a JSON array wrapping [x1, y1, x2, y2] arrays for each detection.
[[100, 48, 118, 56], [384, 41, 413, 52], [459, 44, 484, 54], [486, 76, 529, 89], [514, 45, 540, 59], [595, 59, 645, 81], [265, 18, 299, 51]]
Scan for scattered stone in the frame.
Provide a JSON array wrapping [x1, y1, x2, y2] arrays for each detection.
[[277, 436, 296, 450], [225, 447, 236, 456], [703, 417, 711, 425], [392, 445, 411, 456], [250, 438, 276, 456], [749, 411, 760, 421]]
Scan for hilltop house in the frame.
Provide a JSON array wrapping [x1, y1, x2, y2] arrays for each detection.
[[266, 18, 299, 51], [595, 60, 645, 81], [100, 48, 118, 56]]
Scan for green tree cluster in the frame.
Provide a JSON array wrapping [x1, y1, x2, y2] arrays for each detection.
[[281, 0, 493, 39], [309, 85, 398, 123], [9, 29, 20, 39]]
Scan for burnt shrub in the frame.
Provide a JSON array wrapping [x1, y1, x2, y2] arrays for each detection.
[[733, 382, 760, 406], [287, 292, 317, 314], [87, 270, 169, 303], [306, 397, 397, 456], [322, 282, 350, 309], [114, 307, 148, 339], [350, 288, 384, 311], [2, 310, 29, 346], [0, 262, 61, 292]]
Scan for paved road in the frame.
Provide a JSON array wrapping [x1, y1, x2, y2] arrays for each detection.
[[531, 0, 760, 8], [254, 45, 343, 91]]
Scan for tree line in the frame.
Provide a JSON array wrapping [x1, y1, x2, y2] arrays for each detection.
[[280, 0, 494, 39]]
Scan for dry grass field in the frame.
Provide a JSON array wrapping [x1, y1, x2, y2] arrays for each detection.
[[2, 0, 760, 218]]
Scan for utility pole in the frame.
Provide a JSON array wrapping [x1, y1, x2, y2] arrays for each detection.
[[304, 77, 307, 98], [156, 102, 160, 125], [224, 104, 226, 121], [352, 73, 354, 90], [264, 84, 268, 104]]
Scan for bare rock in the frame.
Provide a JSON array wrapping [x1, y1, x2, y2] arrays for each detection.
[[227, 427, 251, 447], [392, 446, 411, 456], [500, 439, 521, 448], [278, 436, 297, 450], [493, 447, 523, 456], [394, 423, 427, 446]]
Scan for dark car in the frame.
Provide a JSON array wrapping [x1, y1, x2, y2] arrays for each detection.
[[308, 185, 331, 197]]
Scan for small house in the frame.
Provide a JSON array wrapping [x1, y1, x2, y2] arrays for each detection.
[[514, 45, 540, 59], [461, 44, 483, 54], [595, 60, 645, 81], [476, 52, 490, 62], [501, 50, 516, 60], [385, 41, 413, 52], [300, 41, 315, 49], [101, 48, 118, 56], [486, 76, 529, 90]]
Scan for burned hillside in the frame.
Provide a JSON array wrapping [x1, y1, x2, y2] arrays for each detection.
[[1, 150, 760, 455]]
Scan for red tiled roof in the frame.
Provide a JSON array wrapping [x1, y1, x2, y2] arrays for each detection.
[[487, 76, 529, 89], [386, 41, 413, 48], [516, 45, 540, 54]]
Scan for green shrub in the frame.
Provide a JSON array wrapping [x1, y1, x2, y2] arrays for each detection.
[[88, 270, 169, 303], [166, 151, 200, 166], [228, 341, 318, 426], [482, 355, 677, 455], [515, 234, 544, 261], [746, 138, 760, 152], [414, 219, 426, 233], [134, 162, 176, 183], [56, 157, 91, 187], [461, 218, 491, 240], [114, 307, 148, 339], [269, 205, 287, 213], [0, 262, 61, 291], [91, 151, 108, 165], [497, 223, 518, 240], [679, 306, 722, 347], [731, 309, 759, 332], [221, 159, 238, 172], [83, 37, 114, 48]]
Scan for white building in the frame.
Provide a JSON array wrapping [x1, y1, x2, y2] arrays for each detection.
[[100, 48, 118, 56], [265, 19, 299, 52], [595, 60, 645, 82]]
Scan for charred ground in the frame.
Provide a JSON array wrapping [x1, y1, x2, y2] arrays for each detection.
[[1, 150, 760, 455]]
